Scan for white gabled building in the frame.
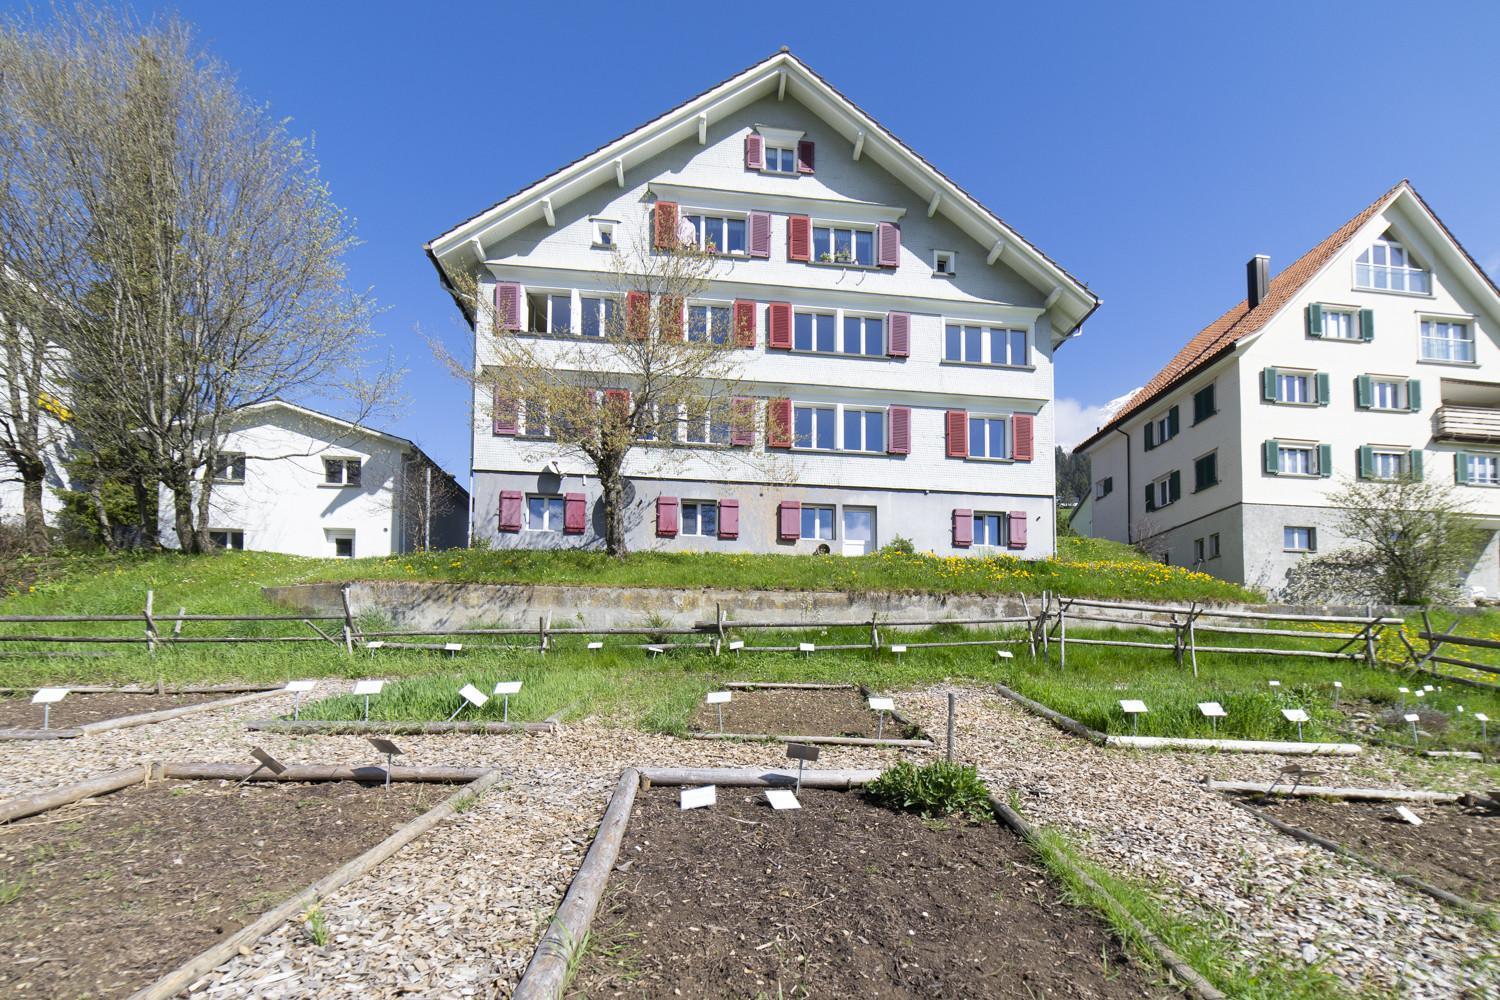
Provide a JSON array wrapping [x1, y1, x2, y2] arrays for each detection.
[[160, 401, 467, 558], [425, 50, 1098, 556], [1076, 181, 1500, 596]]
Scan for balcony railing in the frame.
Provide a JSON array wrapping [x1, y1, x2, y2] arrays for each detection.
[[1433, 404, 1500, 443]]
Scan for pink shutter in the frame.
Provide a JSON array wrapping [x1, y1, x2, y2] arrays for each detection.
[[1012, 413, 1034, 462], [492, 389, 517, 436], [499, 490, 523, 533], [767, 302, 792, 349], [796, 139, 815, 174], [744, 133, 764, 170], [952, 509, 973, 548], [946, 410, 968, 458], [494, 282, 521, 331], [626, 291, 649, 340], [1008, 511, 1028, 549], [748, 211, 771, 259], [731, 397, 755, 446], [778, 500, 801, 540], [887, 406, 911, 455], [733, 300, 757, 348], [787, 216, 811, 262], [563, 492, 586, 534], [887, 312, 910, 357], [718, 499, 740, 539], [653, 201, 678, 251], [877, 223, 900, 268], [767, 398, 792, 448], [656, 495, 679, 537]]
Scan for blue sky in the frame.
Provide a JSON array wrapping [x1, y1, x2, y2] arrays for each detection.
[[15, 1, 1500, 474]]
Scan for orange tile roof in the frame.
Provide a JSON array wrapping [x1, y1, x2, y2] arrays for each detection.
[[1074, 180, 1409, 454]]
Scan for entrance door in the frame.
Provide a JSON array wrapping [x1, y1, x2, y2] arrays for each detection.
[[842, 507, 875, 556]]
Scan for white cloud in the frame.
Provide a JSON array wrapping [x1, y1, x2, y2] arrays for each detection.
[[1054, 389, 1140, 451]]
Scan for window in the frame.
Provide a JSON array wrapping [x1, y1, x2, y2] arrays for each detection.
[[1467, 453, 1500, 486], [684, 400, 731, 445], [933, 250, 956, 276], [1095, 477, 1113, 499], [681, 500, 719, 537], [1151, 474, 1174, 509], [841, 314, 885, 357], [1194, 451, 1218, 492], [525, 290, 572, 334], [521, 399, 551, 439], [1322, 308, 1358, 340], [1356, 237, 1431, 294], [793, 311, 837, 353], [1367, 377, 1405, 410], [333, 535, 355, 558], [1192, 384, 1216, 424], [973, 512, 1009, 548], [811, 224, 875, 266], [1193, 537, 1205, 564], [591, 218, 616, 248], [580, 296, 618, 338], [1284, 526, 1316, 552], [208, 529, 244, 551], [764, 145, 797, 174], [683, 213, 747, 255], [323, 458, 362, 487], [944, 324, 1027, 366], [967, 415, 1010, 460], [842, 408, 886, 453], [1276, 370, 1311, 404], [638, 401, 677, 443], [1420, 319, 1474, 363], [525, 494, 565, 533], [688, 304, 732, 345], [800, 504, 835, 540], [1369, 449, 1406, 480], [1278, 445, 1314, 476], [1150, 411, 1176, 446], [1208, 532, 1220, 559], [213, 453, 246, 484], [793, 404, 836, 450]]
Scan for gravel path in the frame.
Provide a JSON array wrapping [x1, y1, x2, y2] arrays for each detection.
[[0, 683, 1494, 998]]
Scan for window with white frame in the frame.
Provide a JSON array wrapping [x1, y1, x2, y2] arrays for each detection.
[[682, 212, 748, 255], [1095, 476, 1113, 499], [933, 250, 956, 276], [323, 457, 362, 487], [590, 218, 616, 248], [525, 495, 565, 533], [793, 404, 836, 450], [330, 532, 355, 559], [793, 310, 837, 353], [1321, 307, 1358, 340], [681, 500, 719, 537], [688, 303, 732, 345], [944, 323, 1028, 366], [213, 453, 246, 484], [800, 504, 835, 540], [1278, 444, 1315, 476], [1467, 453, 1500, 486], [967, 414, 1010, 460], [208, 529, 244, 551], [973, 512, 1009, 548], [763, 144, 797, 174], [579, 296, 618, 338], [684, 400, 731, 446], [1355, 237, 1431, 294], [1370, 377, 1406, 410], [1276, 370, 1312, 404], [522, 399, 551, 439], [841, 314, 885, 356], [1208, 532, 1220, 558], [1151, 474, 1174, 509], [525, 290, 572, 334], [1420, 318, 1474, 363], [638, 401, 677, 444], [811, 224, 875, 266], [1284, 526, 1316, 552], [842, 408, 886, 453], [1151, 411, 1176, 446], [1370, 448, 1407, 480]]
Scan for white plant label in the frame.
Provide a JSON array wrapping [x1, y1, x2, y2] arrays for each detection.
[[1403, 713, 1420, 723], [284, 680, 317, 693], [1474, 713, 1489, 723], [365, 640, 385, 650], [353, 680, 385, 696], [764, 789, 801, 810], [32, 688, 69, 704], [1268, 680, 1281, 688], [995, 650, 1014, 659], [1281, 709, 1310, 723], [1333, 681, 1343, 689], [493, 681, 522, 695], [646, 645, 665, 654], [868, 697, 895, 712], [444, 643, 463, 652], [1198, 701, 1227, 718], [679, 785, 716, 810], [587, 641, 604, 650], [1119, 699, 1148, 715], [798, 642, 815, 652], [706, 691, 732, 705], [1398, 687, 1409, 694], [459, 684, 489, 707], [728, 640, 745, 650], [1423, 685, 1434, 692], [1395, 805, 1423, 826], [890, 645, 907, 654]]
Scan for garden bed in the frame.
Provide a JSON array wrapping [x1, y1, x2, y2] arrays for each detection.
[[0, 688, 283, 740], [567, 783, 1171, 998], [687, 684, 930, 746]]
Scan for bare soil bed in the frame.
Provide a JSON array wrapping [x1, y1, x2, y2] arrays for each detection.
[[1258, 795, 1499, 905], [569, 787, 1170, 999], [688, 687, 921, 740], [0, 691, 230, 731], [0, 779, 437, 998]]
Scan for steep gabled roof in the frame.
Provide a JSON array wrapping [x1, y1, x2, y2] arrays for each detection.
[[1074, 179, 1500, 454], [236, 401, 465, 490], [424, 49, 1098, 335]]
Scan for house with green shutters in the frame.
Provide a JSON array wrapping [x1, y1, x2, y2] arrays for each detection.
[[1074, 180, 1500, 596]]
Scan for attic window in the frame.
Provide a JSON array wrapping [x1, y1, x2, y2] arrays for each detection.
[[933, 250, 956, 276], [591, 218, 616, 248], [1356, 235, 1430, 294], [765, 145, 797, 174]]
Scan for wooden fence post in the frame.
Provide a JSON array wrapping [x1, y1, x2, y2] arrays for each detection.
[[143, 590, 158, 656], [869, 612, 880, 652], [1187, 603, 1199, 678], [1057, 597, 1067, 670], [339, 585, 356, 655]]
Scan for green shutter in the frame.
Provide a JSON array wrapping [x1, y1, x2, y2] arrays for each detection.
[[1409, 449, 1423, 481], [1144, 422, 1155, 451], [1316, 372, 1331, 407], [1307, 303, 1323, 337], [1168, 470, 1181, 503], [1355, 374, 1372, 409], [1144, 483, 1156, 512], [1359, 308, 1375, 341], [1318, 443, 1333, 477], [1455, 451, 1471, 484], [1407, 378, 1422, 412], [1262, 367, 1277, 402], [1358, 445, 1373, 479], [1167, 405, 1179, 438], [1264, 439, 1280, 475]]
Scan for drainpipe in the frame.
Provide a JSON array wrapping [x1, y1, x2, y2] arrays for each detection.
[[1115, 426, 1133, 545]]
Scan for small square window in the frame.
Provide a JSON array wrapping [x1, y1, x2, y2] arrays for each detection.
[[323, 457, 362, 486], [208, 529, 244, 551], [213, 453, 246, 484], [933, 250, 956, 276], [764, 145, 797, 174], [591, 218, 616, 247], [681, 500, 719, 537], [1095, 477, 1113, 499], [799, 504, 835, 540], [1284, 526, 1315, 552], [326, 532, 355, 558]]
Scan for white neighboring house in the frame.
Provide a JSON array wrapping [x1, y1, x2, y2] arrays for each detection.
[[159, 401, 468, 558], [424, 50, 1098, 557], [1075, 180, 1500, 597]]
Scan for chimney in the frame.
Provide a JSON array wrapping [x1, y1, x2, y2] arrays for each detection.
[[1246, 255, 1270, 310]]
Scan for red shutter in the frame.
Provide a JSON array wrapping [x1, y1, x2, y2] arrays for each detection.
[[656, 495, 679, 537], [494, 282, 522, 331], [767, 302, 792, 349], [563, 492, 586, 534], [1012, 413, 1034, 462], [603, 388, 631, 422], [748, 211, 771, 259], [744, 133, 764, 170], [718, 499, 740, 539], [778, 500, 801, 541], [952, 509, 973, 548], [1008, 511, 1028, 549], [660, 295, 683, 341], [653, 201, 678, 250], [733, 300, 757, 348], [767, 398, 792, 448], [626, 291, 649, 340], [787, 215, 811, 262], [796, 139, 815, 174], [887, 406, 911, 455], [946, 410, 968, 458], [887, 312, 910, 357], [499, 490, 523, 532], [731, 397, 755, 446], [877, 223, 900, 268], [492, 389, 517, 436]]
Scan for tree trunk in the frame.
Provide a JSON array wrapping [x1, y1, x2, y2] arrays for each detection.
[[19, 461, 48, 554], [131, 473, 159, 548], [598, 459, 628, 557], [170, 480, 198, 553], [192, 465, 215, 553], [86, 478, 117, 551]]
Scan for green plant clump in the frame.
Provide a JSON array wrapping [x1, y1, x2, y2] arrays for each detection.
[[866, 760, 993, 822]]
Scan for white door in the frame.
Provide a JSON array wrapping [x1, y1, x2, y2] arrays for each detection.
[[842, 507, 875, 556]]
